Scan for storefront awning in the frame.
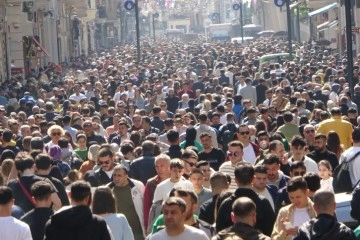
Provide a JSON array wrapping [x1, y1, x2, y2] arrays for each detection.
[[317, 20, 338, 32], [31, 36, 51, 58], [308, 3, 337, 17]]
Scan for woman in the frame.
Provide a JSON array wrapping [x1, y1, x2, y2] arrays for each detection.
[[92, 186, 134, 240], [327, 131, 344, 159], [180, 127, 204, 152], [45, 125, 65, 151], [64, 131, 77, 149], [127, 104, 137, 119], [74, 134, 88, 161], [134, 88, 145, 109]]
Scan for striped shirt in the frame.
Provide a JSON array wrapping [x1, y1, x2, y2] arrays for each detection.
[[219, 161, 237, 192]]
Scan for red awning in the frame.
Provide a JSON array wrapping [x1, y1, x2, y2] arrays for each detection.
[[31, 36, 51, 58]]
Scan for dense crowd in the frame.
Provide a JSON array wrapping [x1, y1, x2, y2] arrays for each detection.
[[2, 37, 360, 240]]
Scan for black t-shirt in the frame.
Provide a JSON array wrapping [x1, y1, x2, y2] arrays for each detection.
[[21, 207, 54, 240], [198, 148, 226, 171]]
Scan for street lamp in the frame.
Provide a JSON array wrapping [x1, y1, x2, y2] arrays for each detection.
[[152, 12, 159, 42], [233, 2, 244, 43], [345, 0, 354, 97], [286, 0, 292, 59], [124, 0, 141, 61]]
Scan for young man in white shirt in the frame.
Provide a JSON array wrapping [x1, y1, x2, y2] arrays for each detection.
[[0, 186, 32, 240], [149, 197, 209, 240], [189, 168, 212, 214], [152, 159, 194, 203]]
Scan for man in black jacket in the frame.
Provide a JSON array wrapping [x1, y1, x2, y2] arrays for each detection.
[[165, 130, 182, 159], [216, 162, 275, 236], [294, 190, 356, 240], [44, 181, 111, 240]]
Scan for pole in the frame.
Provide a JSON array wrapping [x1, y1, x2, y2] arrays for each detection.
[[296, 6, 300, 42], [286, 0, 292, 59], [135, 0, 141, 62], [345, 0, 354, 98], [240, 1, 244, 43], [153, 14, 156, 42]]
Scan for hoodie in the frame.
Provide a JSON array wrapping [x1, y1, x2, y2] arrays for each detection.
[[44, 205, 111, 240]]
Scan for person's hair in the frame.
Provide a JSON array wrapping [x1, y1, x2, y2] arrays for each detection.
[[170, 158, 184, 169], [14, 153, 34, 172], [290, 135, 307, 147], [0, 186, 13, 205], [263, 155, 280, 165], [162, 197, 187, 212], [2, 129, 13, 143], [22, 136, 32, 151], [97, 145, 114, 159], [31, 181, 52, 201], [330, 107, 341, 115], [283, 112, 293, 122], [290, 161, 306, 172], [313, 190, 335, 213], [228, 140, 244, 150], [232, 197, 256, 219], [189, 167, 203, 177], [34, 154, 52, 170], [169, 188, 198, 204], [234, 162, 254, 185], [326, 131, 342, 156], [318, 160, 332, 174], [181, 149, 198, 160], [353, 128, 360, 143], [92, 186, 116, 214], [155, 154, 171, 167], [254, 165, 268, 174], [142, 140, 155, 154], [210, 172, 229, 189], [195, 160, 210, 168], [167, 129, 180, 143], [58, 137, 69, 148], [113, 164, 129, 175], [304, 172, 321, 192], [314, 133, 327, 140], [141, 116, 151, 124], [184, 127, 197, 148], [68, 179, 91, 201], [47, 125, 65, 137], [120, 142, 134, 155], [1, 159, 14, 178], [199, 132, 211, 139], [30, 137, 44, 150], [287, 176, 308, 193]]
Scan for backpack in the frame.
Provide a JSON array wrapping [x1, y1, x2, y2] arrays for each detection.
[[219, 123, 237, 152], [333, 151, 360, 193]]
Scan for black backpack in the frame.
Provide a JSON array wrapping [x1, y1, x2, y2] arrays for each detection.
[[333, 151, 360, 193]]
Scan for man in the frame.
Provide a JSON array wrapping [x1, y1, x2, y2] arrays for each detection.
[[109, 120, 130, 145], [82, 121, 106, 147], [317, 107, 353, 149], [263, 155, 290, 189], [189, 168, 212, 214], [142, 116, 160, 136], [129, 140, 157, 185], [0, 186, 32, 240], [165, 130, 182, 159], [151, 106, 164, 132], [302, 124, 315, 152], [216, 162, 275, 236], [34, 154, 70, 206], [219, 141, 244, 191], [270, 87, 289, 112], [44, 181, 112, 240], [277, 112, 300, 142], [62, 116, 78, 142], [159, 101, 174, 119], [340, 127, 360, 188], [289, 136, 318, 173], [307, 133, 339, 170], [199, 172, 229, 225], [68, 84, 87, 104], [20, 181, 54, 240], [149, 197, 209, 240], [295, 190, 356, 240], [213, 197, 271, 240], [235, 124, 260, 165], [84, 146, 117, 187], [217, 113, 238, 151], [239, 78, 257, 106], [152, 159, 194, 203], [107, 164, 145, 240], [195, 113, 218, 148], [144, 154, 171, 230], [252, 165, 278, 212], [7, 153, 62, 213], [271, 177, 316, 240], [181, 149, 199, 179], [198, 132, 225, 171], [196, 161, 212, 189]]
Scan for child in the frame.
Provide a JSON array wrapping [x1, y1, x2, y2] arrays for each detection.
[[318, 160, 334, 192], [173, 117, 187, 135]]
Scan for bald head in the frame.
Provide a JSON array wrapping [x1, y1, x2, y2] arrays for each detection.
[[313, 190, 335, 215]]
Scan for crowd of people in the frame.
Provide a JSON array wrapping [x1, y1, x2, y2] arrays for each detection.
[[1, 37, 360, 240]]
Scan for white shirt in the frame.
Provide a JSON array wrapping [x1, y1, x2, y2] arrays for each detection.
[[243, 144, 257, 165], [320, 177, 334, 192], [153, 177, 194, 203], [340, 146, 360, 187], [293, 207, 311, 228], [0, 216, 32, 240], [149, 225, 209, 240], [257, 188, 275, 212], [219, 161, 237, 192]]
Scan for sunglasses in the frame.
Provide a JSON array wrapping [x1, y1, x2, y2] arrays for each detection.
[[227, 151, 241, 157], [293, 171, 306, 176], [183, 160, 196, 167], [83, 124, 92, 128], [99, 161, 110, 165], [160, 105, 166, 107], [304, 129, 315, 134], [238, 131, 250, 135], [51, 132, 61, 136]]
